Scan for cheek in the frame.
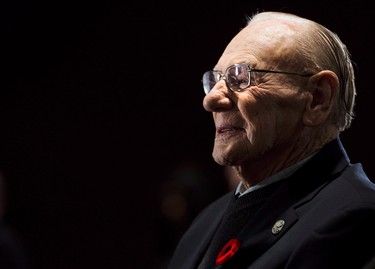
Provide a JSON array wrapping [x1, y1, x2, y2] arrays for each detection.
[[239, 101, 279, 144], [237, 88, 305, 141]]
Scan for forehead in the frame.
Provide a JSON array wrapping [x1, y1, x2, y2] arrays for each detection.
[[216, 19, 302, 70]]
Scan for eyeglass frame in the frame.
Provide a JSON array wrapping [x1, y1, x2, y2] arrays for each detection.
[[202, 63, 315, 95]]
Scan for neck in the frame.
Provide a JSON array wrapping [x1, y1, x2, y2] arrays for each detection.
[[234, 131, 337, 188]]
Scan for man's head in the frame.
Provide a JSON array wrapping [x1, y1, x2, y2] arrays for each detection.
[[202, 11, 356, 184]]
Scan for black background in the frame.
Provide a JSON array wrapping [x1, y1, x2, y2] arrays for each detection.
[[1, 1, 374, 268]]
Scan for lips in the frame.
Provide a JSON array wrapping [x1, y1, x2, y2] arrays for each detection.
[[217, 125, 244, 134]]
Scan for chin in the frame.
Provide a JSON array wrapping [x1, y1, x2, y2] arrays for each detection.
[[213, 152, 238, 166], [212, 143, 249, 166]]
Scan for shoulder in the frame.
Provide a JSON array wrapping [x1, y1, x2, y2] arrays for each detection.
[[330, 163, 375, 205]]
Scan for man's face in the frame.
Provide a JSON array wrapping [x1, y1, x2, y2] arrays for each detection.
[[203, 20, 309, 168]]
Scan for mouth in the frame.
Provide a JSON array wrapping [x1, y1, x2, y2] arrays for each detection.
[[217, 125, 244, 135]]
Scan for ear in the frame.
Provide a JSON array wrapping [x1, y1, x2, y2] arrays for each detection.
[[303, 70, 339, 126]]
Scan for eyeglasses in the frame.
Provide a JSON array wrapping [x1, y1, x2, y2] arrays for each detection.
[[202, 63, 314, 94]]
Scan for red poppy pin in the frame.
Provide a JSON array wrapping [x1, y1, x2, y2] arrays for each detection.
[[215, 238, 241, 265]]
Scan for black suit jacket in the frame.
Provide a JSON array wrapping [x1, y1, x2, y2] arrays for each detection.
[[167, 137, 375, 269]]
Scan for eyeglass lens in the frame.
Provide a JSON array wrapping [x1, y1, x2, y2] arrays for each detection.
[[202, 64, 251, 94]]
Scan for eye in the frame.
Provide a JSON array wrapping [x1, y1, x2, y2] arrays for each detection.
[[234, 70, 250, 89], [222, 64, 250, 91]]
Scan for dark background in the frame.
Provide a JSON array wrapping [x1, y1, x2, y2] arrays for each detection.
[[1, 1, 374, 268]]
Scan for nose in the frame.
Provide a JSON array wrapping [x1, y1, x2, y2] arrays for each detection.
[[202, 80, 234, 112]]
